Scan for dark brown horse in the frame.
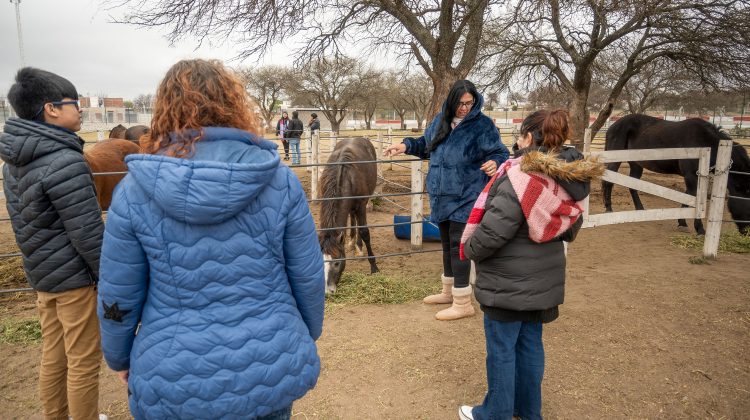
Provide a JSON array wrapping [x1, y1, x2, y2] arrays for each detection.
[[84, 139, 140, 210], [602, 114, 750, 235], [319, 137, 379, 293]]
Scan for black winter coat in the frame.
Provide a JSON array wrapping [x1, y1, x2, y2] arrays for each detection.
[[285, 118, 304, 139], [1, 118, 104, 292], [464, 147, 600, 323]]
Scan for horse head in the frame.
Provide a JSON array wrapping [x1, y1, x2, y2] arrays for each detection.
[[109, 124, 127, 139], [125, 125, 150, 144], [728, 143, 750, 235], [320, 230, 346, 294]]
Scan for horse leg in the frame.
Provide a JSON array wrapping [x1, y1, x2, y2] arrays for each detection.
[[602, 161, 622, 212], [628, 162, 645, 210], [346, 210, 357, 253], [355, 206, 378, 273], [681, 172, 704, 235]]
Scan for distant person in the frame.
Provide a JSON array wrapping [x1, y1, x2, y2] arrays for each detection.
[[309, 112, 321, 132], [1, 68, 105, 420], [384, 79, 509, 321], [97, 59, 325, 419], [286, 110, 304, 165], [459, 110, 602, 420], [276, 111, 290, 160]]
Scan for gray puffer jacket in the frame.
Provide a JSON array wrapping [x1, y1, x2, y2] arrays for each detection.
[[1, 118, 104, 292], [464, 147, 602, 320]]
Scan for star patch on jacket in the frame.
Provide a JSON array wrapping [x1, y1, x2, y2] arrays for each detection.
[[103, 302, 131, 322]]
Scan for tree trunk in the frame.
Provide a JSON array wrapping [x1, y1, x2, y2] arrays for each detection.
[[427, 69, 462, 121], [590, 102, 614, 139], [568, 89, 590, 151]]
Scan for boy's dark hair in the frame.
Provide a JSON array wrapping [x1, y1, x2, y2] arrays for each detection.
[[311, 113, 317, 118], [292, 111, 299, 119], [7, 67, 78, 121]]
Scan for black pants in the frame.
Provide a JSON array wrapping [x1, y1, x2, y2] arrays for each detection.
[[281, 139, 290, 158], [438, 220, 471, 288]]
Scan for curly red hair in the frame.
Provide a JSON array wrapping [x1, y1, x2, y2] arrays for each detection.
[[141, 59, 261, 158]]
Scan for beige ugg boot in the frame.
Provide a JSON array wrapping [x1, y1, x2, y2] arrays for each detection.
[[423, 275, 453, 304], [435, 286, 475, 320]]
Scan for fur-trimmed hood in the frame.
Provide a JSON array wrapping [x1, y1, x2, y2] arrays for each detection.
[[516, 147, 604, 201]]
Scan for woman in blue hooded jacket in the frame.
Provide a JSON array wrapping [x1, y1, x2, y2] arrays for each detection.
[[97, 59, 325, 420], [385, 80, 509, 320]]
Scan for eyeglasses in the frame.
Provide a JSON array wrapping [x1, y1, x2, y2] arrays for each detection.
[[457, 100, 474, 109], [50, 100, 81, 110], [32, 100, 81, 119]]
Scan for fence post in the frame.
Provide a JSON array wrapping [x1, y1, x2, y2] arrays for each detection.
[[374, 133, 384, 197], [97, 130, 104, 141], [311, 130, 319, 200], [694, 147, 711, 219], [582, 128, 592, 220], [703, 140, 733, 258], [411, 159, 423, 250]]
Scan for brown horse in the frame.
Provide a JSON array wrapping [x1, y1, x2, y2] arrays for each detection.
[[84, 139, 140, 210], [108, 124, 150, 144], [319, 137, 379, 294], [109, 124, 127, 139], [125, 125, 150, 143]]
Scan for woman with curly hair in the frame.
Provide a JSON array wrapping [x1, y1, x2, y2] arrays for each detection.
[[97, 59, 325, 420]]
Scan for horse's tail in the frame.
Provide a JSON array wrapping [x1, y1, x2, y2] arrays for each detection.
[[604, 117, 631, 151]]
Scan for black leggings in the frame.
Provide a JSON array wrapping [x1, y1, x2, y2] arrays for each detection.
[[438, 220, 471, 288], [281, 139, 290, 157]]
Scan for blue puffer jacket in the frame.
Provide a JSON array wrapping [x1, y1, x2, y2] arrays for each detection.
[[403, 92, 508, 223], [98, 127, 325, 419]]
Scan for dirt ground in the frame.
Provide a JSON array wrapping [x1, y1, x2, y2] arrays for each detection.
[[1, 165, 748, 419]]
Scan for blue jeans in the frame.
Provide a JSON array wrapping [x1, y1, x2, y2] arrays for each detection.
[[256, 405, 292, 420], [288, 138, 301, 164], [473, 315, 545, 420]]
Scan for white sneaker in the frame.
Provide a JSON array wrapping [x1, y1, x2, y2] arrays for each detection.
[[100, 415, 109, 420], [458, 405, 474, 420]]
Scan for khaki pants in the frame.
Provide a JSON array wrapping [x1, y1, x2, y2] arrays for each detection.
[[37, 286, 102, 420]]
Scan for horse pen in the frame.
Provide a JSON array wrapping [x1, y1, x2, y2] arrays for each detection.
[[1, 128, 749, 419]]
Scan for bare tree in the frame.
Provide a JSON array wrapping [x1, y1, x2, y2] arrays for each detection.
[[287, 55, 366, 133], [238, 66, 291, 131], [485, 0, 750, 148], [106, 0, 499, 121], [133, 94, 153, 113], [401, 74, 433, 130], [351, 72, 386, 130]]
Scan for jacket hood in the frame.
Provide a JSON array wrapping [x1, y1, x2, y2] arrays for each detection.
[[125, 131, 281, 225], [519, 149, 604, 201], [440, 90, 486, 123], [0, 117, 84, 166]]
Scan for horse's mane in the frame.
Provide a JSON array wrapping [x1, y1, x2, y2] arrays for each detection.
[[319, 146, 359, 230]]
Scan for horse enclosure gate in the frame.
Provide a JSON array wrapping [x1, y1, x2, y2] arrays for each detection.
[[581, 129, 733, 258]]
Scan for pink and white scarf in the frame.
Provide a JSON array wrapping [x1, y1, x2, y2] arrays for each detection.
[[459, 158, 583, 260]]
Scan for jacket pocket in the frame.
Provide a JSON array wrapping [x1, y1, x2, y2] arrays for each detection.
[[439, 165, 462, 197], [427, 163, 462, 197]]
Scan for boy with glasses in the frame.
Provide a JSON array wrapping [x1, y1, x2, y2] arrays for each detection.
[[1, 68, 106, 420]]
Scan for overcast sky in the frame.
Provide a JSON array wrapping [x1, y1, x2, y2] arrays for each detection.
[[0, 0, 294, 100]]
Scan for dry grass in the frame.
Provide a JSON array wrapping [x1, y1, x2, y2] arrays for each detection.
[[0, 257, 26, 289], [670, 230, 750, 254], [0, 317, 41, 344], [325, 272, 435, 311]]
